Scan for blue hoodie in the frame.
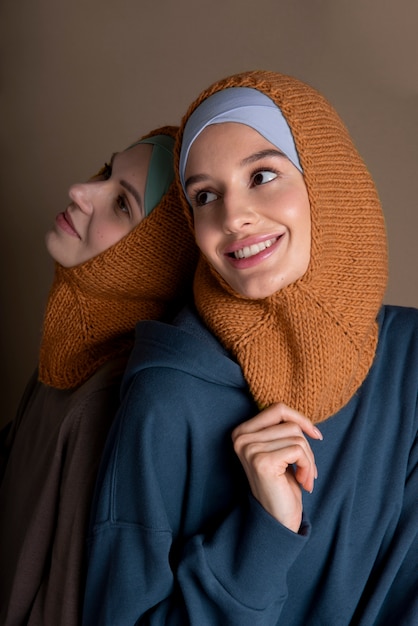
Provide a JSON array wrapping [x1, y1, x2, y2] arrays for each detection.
[[84, 304, 418, 625]]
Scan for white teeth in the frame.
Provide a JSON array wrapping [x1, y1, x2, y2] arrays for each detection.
[[234, 238, 276, 259]]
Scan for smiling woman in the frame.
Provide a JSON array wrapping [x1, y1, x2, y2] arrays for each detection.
[[185, 122, 311, 299], [45, 141, 153, 267], [0, 126, 198, 626], [83, 72, 417, 626]]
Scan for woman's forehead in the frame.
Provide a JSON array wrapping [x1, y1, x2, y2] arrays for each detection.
[[180, 86, 302, 192]]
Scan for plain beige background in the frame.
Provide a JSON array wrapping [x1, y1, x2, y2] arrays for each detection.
[[1, 0, 417, 427]]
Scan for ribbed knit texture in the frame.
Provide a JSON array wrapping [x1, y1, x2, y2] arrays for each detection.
[[175, 71, 388, 423], [39, 126, 198, 389]]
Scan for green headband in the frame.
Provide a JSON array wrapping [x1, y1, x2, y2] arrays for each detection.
[[128, 134, 175, 216]]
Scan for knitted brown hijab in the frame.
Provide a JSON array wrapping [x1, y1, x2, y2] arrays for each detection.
[[39, 126, 198, 389], [176, 71, 388, 424]]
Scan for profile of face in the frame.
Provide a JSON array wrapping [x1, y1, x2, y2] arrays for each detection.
[[185, 122, 311, 299], [45, 142, 153, 267]]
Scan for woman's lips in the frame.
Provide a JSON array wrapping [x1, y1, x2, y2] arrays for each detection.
[[225, 234, 284, 268], [55, 210, 80, 238], [232, 237, 278, 259]]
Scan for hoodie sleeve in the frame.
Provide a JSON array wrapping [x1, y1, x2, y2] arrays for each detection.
[[83, 365, 310, 626], [359, 424, 418, 625]]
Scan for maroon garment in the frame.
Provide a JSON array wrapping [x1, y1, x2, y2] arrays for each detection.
[[0, 358, 125, 626]]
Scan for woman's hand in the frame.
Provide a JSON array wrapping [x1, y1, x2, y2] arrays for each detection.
[[232, 403, 323, 533]]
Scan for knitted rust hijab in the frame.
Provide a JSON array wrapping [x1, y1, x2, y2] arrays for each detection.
[[39, 126, 198, 389], [176, 71, 388, 424]]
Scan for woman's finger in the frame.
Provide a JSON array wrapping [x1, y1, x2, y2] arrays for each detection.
[[232, 402, 323, 442]]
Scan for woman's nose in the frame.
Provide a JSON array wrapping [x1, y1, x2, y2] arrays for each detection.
[[221, 191, 258, 233], [68, 182, 98, 215]]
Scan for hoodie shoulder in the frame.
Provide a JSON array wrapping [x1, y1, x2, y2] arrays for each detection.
[[122, 306, 246, 395]]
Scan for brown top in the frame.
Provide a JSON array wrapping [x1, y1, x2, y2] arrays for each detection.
[[0, 360, 125, 625]]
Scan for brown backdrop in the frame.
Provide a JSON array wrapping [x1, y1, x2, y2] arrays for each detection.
[[1, 0, 417, 426]]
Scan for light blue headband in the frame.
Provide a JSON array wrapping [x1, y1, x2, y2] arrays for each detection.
[[179, 87, 302, 195], [128, 134, 175, 216]]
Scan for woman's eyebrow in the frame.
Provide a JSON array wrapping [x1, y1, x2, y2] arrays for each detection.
[[241, 149, 286, 166], [121, 179, 142, 210], [185, 173, 210, 190], [111, 152, 142, 210], [185, 148, 287, 190]]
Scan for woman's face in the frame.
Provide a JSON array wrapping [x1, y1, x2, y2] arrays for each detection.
[[45, 142, 153, 267], [184, 122, 311, 299]]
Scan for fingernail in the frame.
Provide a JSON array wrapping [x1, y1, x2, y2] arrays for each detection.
[[313, 427, 323, 440]]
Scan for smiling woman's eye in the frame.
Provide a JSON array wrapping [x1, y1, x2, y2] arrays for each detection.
[[193, 189, 218, 207], [116, 194, 130, 215], [252, 170, 278, 186]]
